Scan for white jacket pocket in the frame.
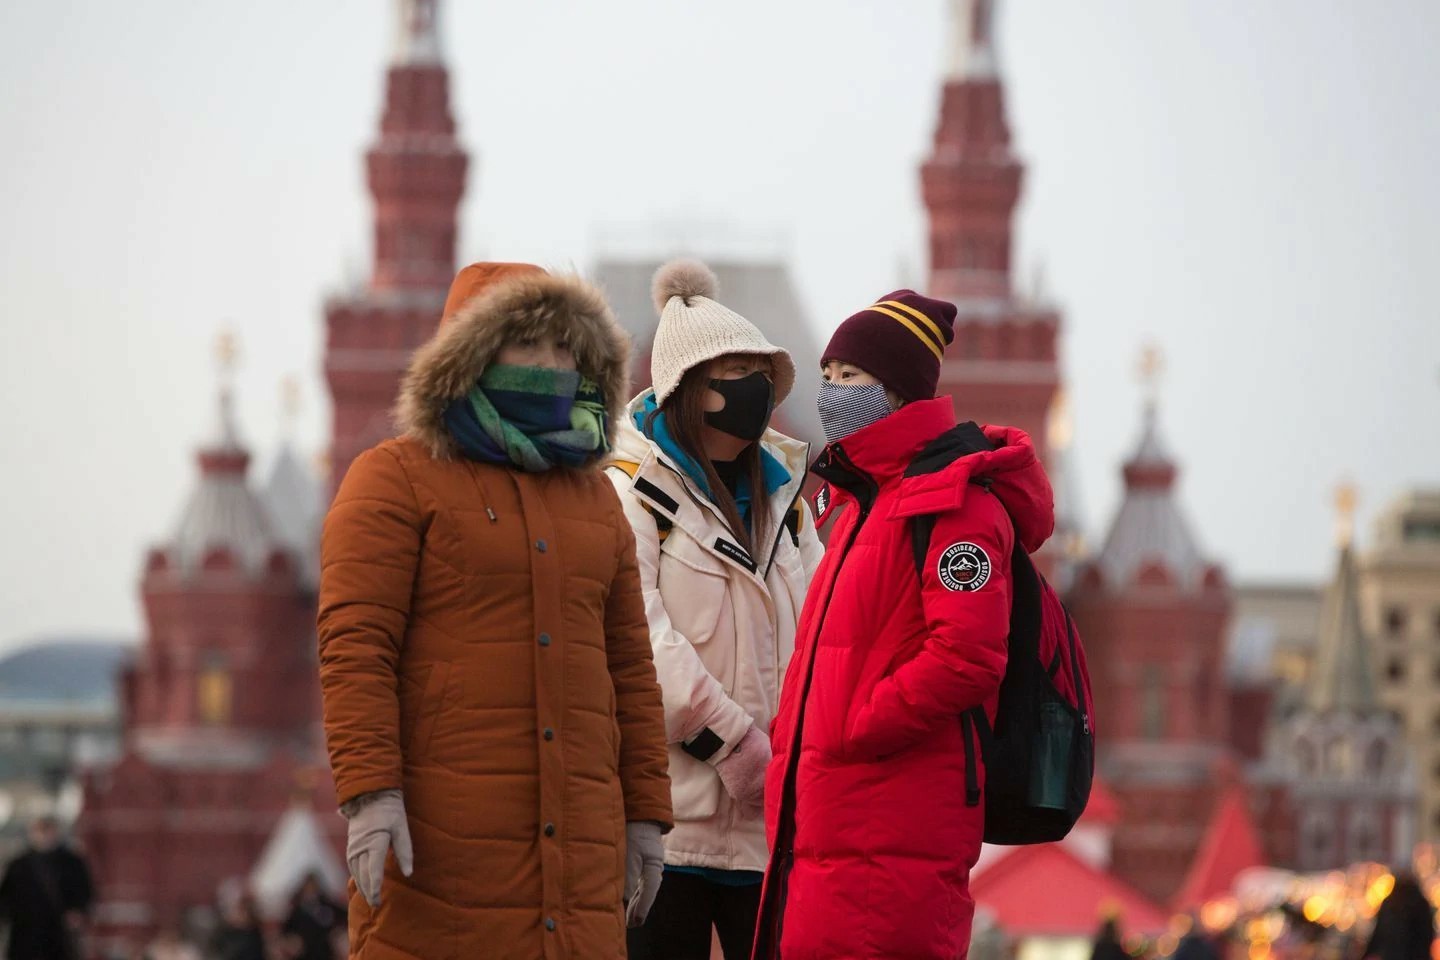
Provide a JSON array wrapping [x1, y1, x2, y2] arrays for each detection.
[[667, 744, 723, 821]]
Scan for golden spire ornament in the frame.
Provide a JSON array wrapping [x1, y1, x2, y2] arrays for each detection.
[[1334, 481, 1358, 547]]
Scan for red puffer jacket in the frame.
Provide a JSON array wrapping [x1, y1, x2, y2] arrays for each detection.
[[754, 398, 1055, 960]]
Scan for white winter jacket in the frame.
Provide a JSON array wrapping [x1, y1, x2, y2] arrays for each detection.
[[607, 392, 823, 872]]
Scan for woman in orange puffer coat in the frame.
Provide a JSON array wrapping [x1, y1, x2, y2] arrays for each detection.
[[317, 263, 672, 960]]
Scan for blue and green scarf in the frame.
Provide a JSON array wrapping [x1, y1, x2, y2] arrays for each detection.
[[637, 392, 788, 525], [443, 364, 609, 472]]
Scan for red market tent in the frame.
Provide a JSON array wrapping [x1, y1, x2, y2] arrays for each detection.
[[1172, 782, 1268, 910], [971, 842, 1171, 937]]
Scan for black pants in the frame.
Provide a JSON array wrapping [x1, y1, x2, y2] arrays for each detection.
[[627, 870, 762, 960]]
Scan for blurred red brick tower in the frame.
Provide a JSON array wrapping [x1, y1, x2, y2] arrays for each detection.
[[82, 349, 341, 949], [325, 0, 468, 495], [923, 0, 1060, 465], [1065, 368, 1235, 905]]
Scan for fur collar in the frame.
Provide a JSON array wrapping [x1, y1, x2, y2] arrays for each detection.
[[396, 272, 631, 464]]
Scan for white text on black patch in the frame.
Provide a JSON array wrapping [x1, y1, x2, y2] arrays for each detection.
[[937, 542, 992, 592]]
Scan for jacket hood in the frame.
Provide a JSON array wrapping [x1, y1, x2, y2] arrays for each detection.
[[896, 422, 1056, 553], [396, 268, 632, 462]]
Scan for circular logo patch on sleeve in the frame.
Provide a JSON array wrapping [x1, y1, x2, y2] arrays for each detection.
[[937, 542, 992, 592]]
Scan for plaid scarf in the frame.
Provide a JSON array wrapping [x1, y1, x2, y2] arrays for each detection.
[[442, 364, 609, 472]]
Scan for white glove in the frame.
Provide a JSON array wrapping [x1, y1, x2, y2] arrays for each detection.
[[714, 725, 771, 818], [342, 789, 414, 907], [624, 821, 665, 928]]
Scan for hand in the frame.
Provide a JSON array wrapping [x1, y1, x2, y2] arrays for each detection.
[[342, 789, 414, 907], [714, 725, 771, 817], [624, 821, 664, 928]]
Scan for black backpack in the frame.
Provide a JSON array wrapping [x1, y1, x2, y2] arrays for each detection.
[[907, 423, 1095, 845]]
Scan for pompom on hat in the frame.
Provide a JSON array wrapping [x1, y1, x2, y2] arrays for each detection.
[[647, 259, 796, 406]]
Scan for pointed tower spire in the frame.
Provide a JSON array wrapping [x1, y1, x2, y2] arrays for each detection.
[[1309, 484, 1380, 715], [947, 0, 998, 79], [367, 0, 466, 292], [204, 329, 246, 468], [1092, 347, 1213, 591], [394, 0, 441, 65], [924, 0, 1018, 302], [327, 0, 469, 496], [923, 0, 1058, 469], [169, 333, 281, 577]]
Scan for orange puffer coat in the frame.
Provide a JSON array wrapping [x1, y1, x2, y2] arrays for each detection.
[[317, 266, 672, 960]]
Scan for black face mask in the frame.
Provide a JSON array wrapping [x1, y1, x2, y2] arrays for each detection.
[[704, 371, 775, 442]]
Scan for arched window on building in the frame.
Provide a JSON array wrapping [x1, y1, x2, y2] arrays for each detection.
[[197, 652, 232, 726], [1384, 606, 1407, 639], [1349, 807, 1380, 864], [1141, 665, 1166, 740], [1327, 738, 1353, 779], [1387, 658, 1406, 683], [1297, 737, 1318, 776], [1303, 813, 1335, 869], [1366, 740, 1388, 777]]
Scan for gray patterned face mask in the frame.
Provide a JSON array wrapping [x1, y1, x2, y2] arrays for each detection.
[[817, 381, 893, 444]]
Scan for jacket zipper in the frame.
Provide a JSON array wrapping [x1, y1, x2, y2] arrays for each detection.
[[761, 486, 804, 581], [761, 444, 877, 956], [960, 710, 981, 807], [760, 445, 810, 581]]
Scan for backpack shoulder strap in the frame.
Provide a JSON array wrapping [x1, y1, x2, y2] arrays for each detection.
[[608, 459, 674, 542], [903, 422, 999, 578]]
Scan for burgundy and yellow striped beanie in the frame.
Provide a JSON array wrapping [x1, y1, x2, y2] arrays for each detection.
[[822, 290, 958, 403]]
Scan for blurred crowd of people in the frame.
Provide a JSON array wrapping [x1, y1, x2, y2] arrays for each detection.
[[0, 817, 345, 960], [1086, 875, 1436, 960]]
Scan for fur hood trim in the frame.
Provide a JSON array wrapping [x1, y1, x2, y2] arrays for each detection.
[[396, 271, 632, 462]]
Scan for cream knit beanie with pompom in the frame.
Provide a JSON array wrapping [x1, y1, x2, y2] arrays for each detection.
[[648, 259, 796, 407]]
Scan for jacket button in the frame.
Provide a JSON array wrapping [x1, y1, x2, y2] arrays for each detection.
[[543, 728, 554, 741], [535, 539, 547, 553], [544, 918, 556, 932], [538, 633, 551, 647], [544, 823, 556, 837]]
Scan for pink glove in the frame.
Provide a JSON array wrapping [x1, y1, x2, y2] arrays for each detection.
[[714, 726, 771, 818]]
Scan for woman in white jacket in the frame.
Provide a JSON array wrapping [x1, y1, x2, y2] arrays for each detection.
[[612, 260, 823, 960]]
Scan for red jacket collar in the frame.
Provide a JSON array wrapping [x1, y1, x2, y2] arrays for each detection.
[[812, 401, 1055, 554], [826, 398, 957, 485]]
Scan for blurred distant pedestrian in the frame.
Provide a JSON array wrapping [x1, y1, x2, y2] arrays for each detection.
[[1362, 872, 1436, 960], [143, 927, 200, 960], [206, 893, 265, 960], [1091, 917, 1130, 960], [0, 816, 94, 960], [281, 875, 343, 960], [1173, 923, 1221, 960]]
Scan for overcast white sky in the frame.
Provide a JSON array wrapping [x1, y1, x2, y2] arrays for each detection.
[[1, 1, 1437, 651]]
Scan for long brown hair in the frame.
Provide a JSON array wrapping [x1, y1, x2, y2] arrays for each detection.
[[651, 363, 774, 553]]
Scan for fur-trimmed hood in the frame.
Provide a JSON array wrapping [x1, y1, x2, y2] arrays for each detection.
[[396, 268, 632, 464]]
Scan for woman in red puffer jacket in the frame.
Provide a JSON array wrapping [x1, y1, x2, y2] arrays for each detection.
[[753, 290, 1055, 960]]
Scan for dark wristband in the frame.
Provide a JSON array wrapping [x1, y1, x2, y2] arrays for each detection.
[[680, 727, 725, 762]]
